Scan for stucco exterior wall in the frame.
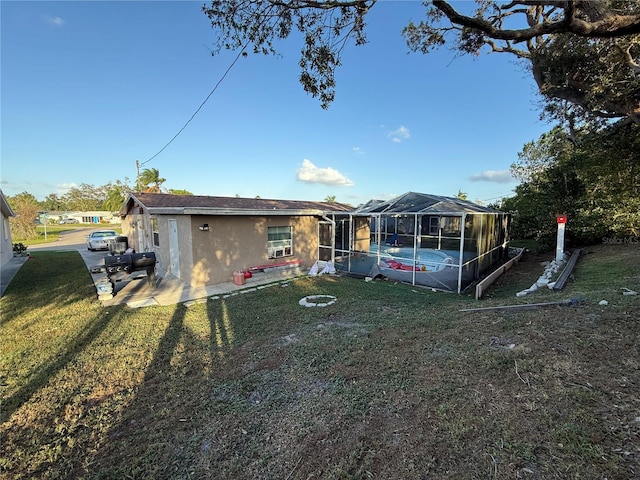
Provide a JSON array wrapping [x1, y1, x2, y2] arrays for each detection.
[[120, 214, 135, 242], [1, 214, 13, 269], [120, 211, 167, 271], [128, 214, 193, 281], [121, 203, 343, 287], [352, 217, 371, 252], [189, 215, 320, 286], [121, 212, 152, 252]]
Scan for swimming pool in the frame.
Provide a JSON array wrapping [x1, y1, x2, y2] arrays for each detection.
[[369, 245, 456, 272]]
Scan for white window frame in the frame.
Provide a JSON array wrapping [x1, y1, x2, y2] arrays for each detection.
[[428, 216, 440, 236], [267, 226, 293, 258], [151, 217, 160, 247]]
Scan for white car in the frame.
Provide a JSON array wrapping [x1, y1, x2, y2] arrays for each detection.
[[86, 230, 118, 251]]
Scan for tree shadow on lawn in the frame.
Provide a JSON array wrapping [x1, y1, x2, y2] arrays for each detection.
[[1, 251, 96, 324], [84, 282, 369, 479], [1, 252, 119, 424], [84, 301, 237, 478], [1, 307, 125, 423]]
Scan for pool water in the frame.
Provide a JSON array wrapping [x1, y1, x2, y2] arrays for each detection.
[[370, 245, 456, 271]]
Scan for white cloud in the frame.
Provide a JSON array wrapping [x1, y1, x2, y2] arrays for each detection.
[[468, 170, 515, 184], [388, 125, 410, 143], [45, 15, 65, 27], [55, 182, 76, 195], [296, 159, 354, 186], [352, 146, 364, 155]]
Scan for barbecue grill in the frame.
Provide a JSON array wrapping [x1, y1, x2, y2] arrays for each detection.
[[103, 251, 158, 296]]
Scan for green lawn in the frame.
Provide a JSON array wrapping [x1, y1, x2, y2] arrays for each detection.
[[1, 245, 639, 479]]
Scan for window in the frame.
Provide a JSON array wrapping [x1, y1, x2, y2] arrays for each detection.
[[396, 215, 414, 235], [441, 217, 461, 235], [267, 226, 292, 258], [151, 218, 159, 247], [429, 216, 440, 235]]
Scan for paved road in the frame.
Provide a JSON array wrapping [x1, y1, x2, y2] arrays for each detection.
[[28, 227, 101, 252], [28, 227, 117, 273]]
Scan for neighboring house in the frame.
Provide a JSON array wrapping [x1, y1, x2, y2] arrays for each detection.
[[1, 189, 17, 268], [118, 193, 367, 287], [47, 211, 121, 224]]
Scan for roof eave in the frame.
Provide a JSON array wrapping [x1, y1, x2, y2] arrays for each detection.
[[0, 190, 16, 217], [359, 209, 500, 215], [183, 208, 341, 216]]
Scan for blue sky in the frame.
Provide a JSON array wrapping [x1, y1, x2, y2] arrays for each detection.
[[1, 1, 550, 206]]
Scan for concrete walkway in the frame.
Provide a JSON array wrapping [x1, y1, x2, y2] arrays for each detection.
[[0, 255, 30, 297], [93, 259, 305, 308], [1, 247, 307, 308]]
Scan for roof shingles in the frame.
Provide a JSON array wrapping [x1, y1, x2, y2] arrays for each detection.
[[127, 193, 353, 214]]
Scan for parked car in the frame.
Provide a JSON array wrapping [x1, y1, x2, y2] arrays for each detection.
[[86, 230, 118, 251], [58, 218, 79, 224]]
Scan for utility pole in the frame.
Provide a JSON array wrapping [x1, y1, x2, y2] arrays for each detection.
[[136, 160, 141, 192]]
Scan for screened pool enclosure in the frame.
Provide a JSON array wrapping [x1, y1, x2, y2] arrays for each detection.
[[326, 192, 510, 293]]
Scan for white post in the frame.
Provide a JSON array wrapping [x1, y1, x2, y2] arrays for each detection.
[[457, 213, 466, 294], [42, 213, 48, 241], [556, 215, 567, 262], [412, 214, 418, 285]]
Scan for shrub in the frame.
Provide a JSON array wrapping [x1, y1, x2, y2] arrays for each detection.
[[12, 243, 27, 254]]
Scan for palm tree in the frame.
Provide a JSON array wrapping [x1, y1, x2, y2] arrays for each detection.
[[139, 168, 166, 193], [104, 185, 127, 212]]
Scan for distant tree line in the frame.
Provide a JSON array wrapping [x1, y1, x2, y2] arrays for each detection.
[[6, 169, 194, 240], [497, 122, 639, 248]]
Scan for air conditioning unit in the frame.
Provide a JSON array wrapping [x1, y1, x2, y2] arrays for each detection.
[[269, 246, 285, 258]]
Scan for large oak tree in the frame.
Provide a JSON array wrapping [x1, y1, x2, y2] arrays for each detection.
[[203, 1, 640, 122]]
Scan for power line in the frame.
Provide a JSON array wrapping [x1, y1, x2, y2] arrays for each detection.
[[140, 46, 247, 167], [477, 191, 516, 203]]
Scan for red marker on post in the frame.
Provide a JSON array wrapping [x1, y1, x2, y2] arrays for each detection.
[[556, 214, 567, 261]]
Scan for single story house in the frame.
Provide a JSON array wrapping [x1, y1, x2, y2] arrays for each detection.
[[118, 193, 367, 287], [1, 189, 17, 268], [118, 192, 510, 293], [44, 211, 121, 224]]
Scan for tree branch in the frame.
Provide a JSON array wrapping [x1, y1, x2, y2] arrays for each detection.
[[433, 0, 640, 40], [614, 39, 640, 72], [267, 0, 374, 11]]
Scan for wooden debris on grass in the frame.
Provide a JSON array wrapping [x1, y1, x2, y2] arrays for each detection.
[[459, 297, 584, 313]]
